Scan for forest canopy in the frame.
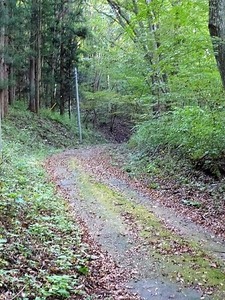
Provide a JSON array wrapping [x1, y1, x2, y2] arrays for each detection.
[[0, 0, 225, 175]]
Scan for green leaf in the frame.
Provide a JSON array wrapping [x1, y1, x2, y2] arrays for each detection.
[[76, 265, 89, 275], [181, 199, 201, 208]]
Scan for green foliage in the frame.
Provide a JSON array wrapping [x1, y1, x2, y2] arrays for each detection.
[[7, 102, 104, 146], [82, 90, 119, 109], [168, 107, 225, 160], [40, 275, 78, 298], [79, 0, 223, 138], [82, 90, 139, 129], [40, 107, 76, 129], [130, 106, 225, 176], [0, 107, 93, 299], [41, 107, 105, 144]]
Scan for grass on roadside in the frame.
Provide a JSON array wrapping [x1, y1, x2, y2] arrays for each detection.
[[0, 106, 95, 299]]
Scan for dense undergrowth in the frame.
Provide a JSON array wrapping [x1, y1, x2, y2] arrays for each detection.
[[0, 105, 103, 299], [130, 106, 225, 178]]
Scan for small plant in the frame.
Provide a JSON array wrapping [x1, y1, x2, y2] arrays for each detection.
[[146, 163, 160, 175], [41, 275, 77, 298]]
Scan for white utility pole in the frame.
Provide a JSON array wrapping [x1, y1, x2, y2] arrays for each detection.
[[74, 67, 82, 143]]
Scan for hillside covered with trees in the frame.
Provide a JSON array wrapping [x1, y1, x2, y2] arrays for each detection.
[[1, 0, 225, 299], [0, 0, 225, 175]]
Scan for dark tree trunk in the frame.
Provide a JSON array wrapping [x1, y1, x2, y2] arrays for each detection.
[[8, 0, 16, 105], [29, 0, 37, 112], [29, 56, 36, 112], [59, 0, 66, 116], [29, 0, 41, 113], [4, 36, 8, 116], [0, 15, 5, 119], [209, 0, 225, 89], [59, 42, 65, 115], [35, 0, 41, 114], [8, 62, 15, 105], [0, 0, 8, 119]]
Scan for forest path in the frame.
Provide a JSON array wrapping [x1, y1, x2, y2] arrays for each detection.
[[45, 145, 225, 300]]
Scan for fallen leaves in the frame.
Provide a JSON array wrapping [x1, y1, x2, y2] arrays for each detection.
[[44, 145, 225, 299], [45, 152, 141, 300], [66, 145, 225, 241]]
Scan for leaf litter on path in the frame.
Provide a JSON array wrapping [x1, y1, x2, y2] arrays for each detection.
[[45, 145, 225, 300]]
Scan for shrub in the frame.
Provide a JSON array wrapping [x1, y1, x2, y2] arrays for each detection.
[[130, 106, 225, 176]]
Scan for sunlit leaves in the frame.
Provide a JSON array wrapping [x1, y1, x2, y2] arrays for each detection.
[[83, 0, 220, 107]]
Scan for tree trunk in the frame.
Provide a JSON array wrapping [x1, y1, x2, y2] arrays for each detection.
[[0, 0, 8, 119], [209, 0, 225, 89], [0, 17, 5, 119], [8, 64, 15, 105], [8, 0, 15, 105], [59, 0, 66, 116], [29, 0, 36, 112], [8, 67, 15, 105], [35, 0, 41, 114], [29, 56, 36, 112], [3, 36, 8, 116], [59, 41, 65, 115], [50, 50, 57, 108], [29, 0, 41, 113]]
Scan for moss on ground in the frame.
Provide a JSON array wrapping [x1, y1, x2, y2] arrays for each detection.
[[71, 163, 225, 299]]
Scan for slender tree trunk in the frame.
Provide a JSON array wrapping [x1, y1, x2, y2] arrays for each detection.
[[8, 34, 15, 105], [29, 56, 36, 112], [35, 0, 41, 114], [59, 41, 65, 115], [50, 54, 56, 108], [49, 2, 59, 109], [8, 63, 15, 105], [0, 15, 5, 119], [0, 0, 8, 119], [29, 0, 37, 112], [93, 71, 101, 91], [209, 0, 225, 89], [8, 0, 15, 105], [29, 0, 41, 113], [59, 0, 66, 115], [4, 34, 8, 116]]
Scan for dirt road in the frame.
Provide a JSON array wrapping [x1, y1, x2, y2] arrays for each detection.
[[46, 146, 225, 300]]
